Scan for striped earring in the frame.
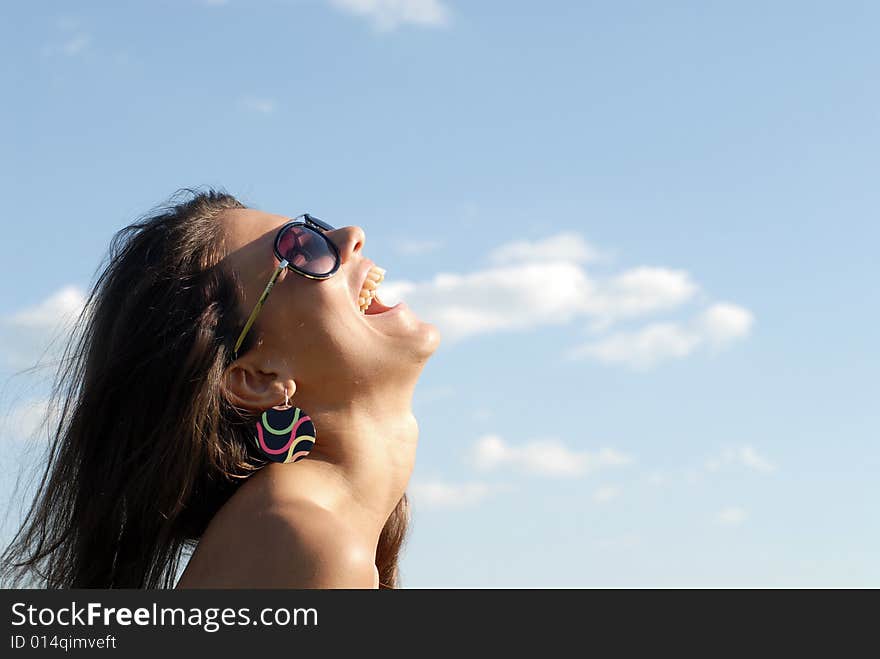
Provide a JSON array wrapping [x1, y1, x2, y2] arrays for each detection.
[[254, 388, 316, 464]]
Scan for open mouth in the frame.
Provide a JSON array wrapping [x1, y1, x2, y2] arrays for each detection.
[[356, 263, 404, 316], [364, 293, 394, 315]]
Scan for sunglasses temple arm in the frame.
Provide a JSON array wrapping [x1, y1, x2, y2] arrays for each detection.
[[304, 214, 335, 232], [233, 259, 289, 356]]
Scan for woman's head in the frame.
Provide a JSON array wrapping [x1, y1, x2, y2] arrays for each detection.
[[0, 188, 433, 588], [217, 206, 440, 418]]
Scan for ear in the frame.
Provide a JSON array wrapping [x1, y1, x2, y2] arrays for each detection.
[[222, 358, 297, 413]]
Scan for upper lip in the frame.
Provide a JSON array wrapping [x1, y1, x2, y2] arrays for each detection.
[[354, 258, 376, 309]]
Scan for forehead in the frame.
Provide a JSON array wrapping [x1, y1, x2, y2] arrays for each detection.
[[218, 208, 289, 253]]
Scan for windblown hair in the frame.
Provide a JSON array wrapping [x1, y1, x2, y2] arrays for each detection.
[[0, 188, 409, 588]]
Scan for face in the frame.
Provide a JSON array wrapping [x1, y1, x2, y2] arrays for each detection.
[[218, 208, 441, 411]]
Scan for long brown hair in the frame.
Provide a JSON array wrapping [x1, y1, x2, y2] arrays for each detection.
[[0, 187, 409, 588]]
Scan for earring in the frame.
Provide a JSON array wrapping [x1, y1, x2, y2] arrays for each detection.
[[253, 388, 316, 464]]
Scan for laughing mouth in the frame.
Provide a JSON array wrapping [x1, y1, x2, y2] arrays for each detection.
[[357, 264, 387, 314]]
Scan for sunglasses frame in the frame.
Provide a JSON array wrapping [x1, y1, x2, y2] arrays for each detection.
[[233, 213, 339, 357]]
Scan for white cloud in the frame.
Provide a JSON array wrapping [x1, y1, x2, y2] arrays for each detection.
[[380, 255, 702, 344], [240, 96, 276, 114], [408, 480, 494, 508], [592, 485, 621, 503], [568, 302, 754, 369], [0, 397, 50, 442], [7, 286, 85, 330], [377, 230, 752, 366], [706, 445, 775, 473], [2, 285, 87, 369], [328, 0, 451, 31], [697, 303, 755, 346], [488, 232, 605, 266], [585, 267, 699, 328], [380, 260, 593, 341], [380, 232, 736, 352], [470, 434, 633, 478], [716, 506, 748, 526], [569, 322, 701, 368]]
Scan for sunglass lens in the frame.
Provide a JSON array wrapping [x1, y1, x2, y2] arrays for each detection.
[[277, 225, 337, 275]]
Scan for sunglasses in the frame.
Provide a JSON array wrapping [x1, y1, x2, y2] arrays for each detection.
[[233, 213, 339, 356]]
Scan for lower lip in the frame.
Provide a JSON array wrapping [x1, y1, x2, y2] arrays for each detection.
[[360, 291, 406, 316], [366, 301, 406, 317]]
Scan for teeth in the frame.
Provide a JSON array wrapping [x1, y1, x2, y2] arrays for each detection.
[[357, 265, 385, 314]]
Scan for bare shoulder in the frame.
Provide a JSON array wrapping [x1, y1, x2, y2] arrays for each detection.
[[245, 497, 378, 589], [177, 467, 379, 589]]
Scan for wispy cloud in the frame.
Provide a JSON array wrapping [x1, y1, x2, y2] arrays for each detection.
[[469, 434, 633, 478], [409, 480, 496, 508], [1, 285, 86, 369], [488, 231, 606, 266], [706, 445, 775, 473], [567, 302, 754, 369], [41, 16, 92, 58], [394, 238, 444, 256], [716, 506, 748, 526], [380, 240, 701, 343], [62, 34, 90, 56], [569, 320, 699, 368], [588, 267, 701, 329], [7, 286, 85, 330], [41, 33, 91, 58], [0, 397, 50, 442], [328, 0, 451, 31], [641, 444, 774, 490], [239, 96, 276, 114], [592, 485, 621, 503], [647, 470, 669, 487], [698, 303, 756, 347], [381, 260, 594, 340], [379, 230, 751, 366]]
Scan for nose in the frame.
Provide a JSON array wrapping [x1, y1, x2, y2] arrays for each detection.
[[327, 226, 365, 264]]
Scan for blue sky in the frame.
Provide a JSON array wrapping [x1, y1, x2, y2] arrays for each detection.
[[1, 0, 878, 587]]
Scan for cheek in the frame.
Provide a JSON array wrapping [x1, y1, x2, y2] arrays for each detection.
[[266, 278, 369, 369], [285, 274, 351, 318], [271, 275, 335, 326], [285, 295, 364, 358], [258, 284, 323, 349]]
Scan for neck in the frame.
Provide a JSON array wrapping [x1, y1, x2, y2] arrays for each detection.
[[291, 379, 419, 544]]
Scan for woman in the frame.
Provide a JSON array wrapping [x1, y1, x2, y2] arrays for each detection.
[[0, 188, 441, 588]]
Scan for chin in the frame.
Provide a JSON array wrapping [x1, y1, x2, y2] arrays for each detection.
[[368, 305, 441, 366], [417, 321, 442, 359], [400, 319, 442, 367]]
